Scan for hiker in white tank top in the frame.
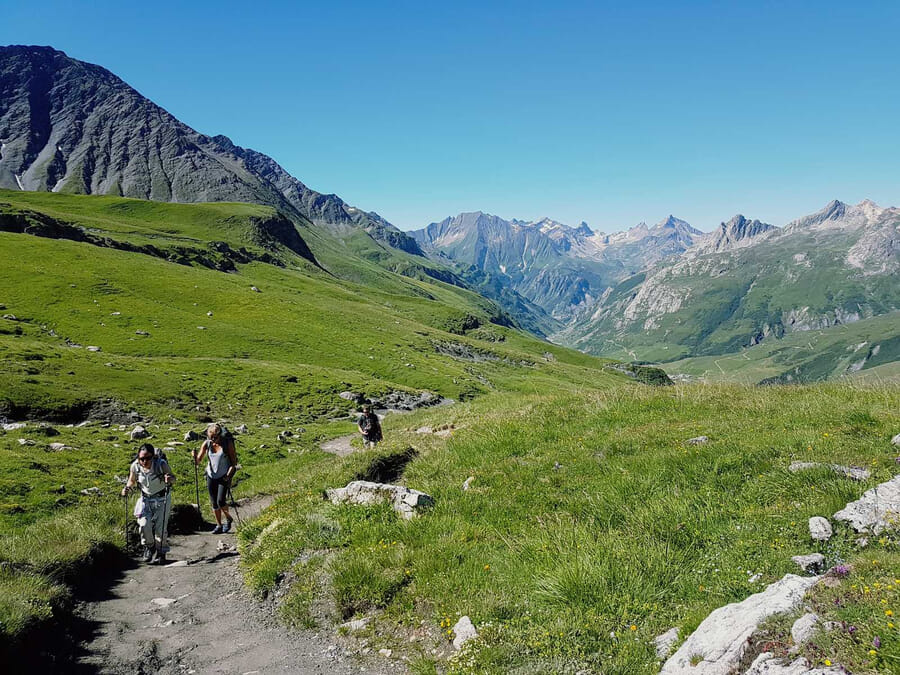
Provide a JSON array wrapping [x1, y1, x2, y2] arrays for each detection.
[[194, 423, 238, 534]]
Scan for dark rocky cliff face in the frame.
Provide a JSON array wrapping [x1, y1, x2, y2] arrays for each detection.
[[0, 45, 422, 255]]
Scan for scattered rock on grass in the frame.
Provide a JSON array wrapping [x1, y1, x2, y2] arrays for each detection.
[[452, 616, 478, 650], [17, 438, 35, 446], [325, 481, 434, 519], [892, 433, 900, 446], [235, 424, 248, 434], [808, 517, 832, 541], [415, 426, 433, 434], [790, 553, 825, 574], [339, 391, 365, 403], [2, 422, 26, 431], [654, 627, 680, 659], [80, 487, 103, 496], [833, 475, 900, 534], [339, 617, 371, 632], [250, 286, 260, 293], [745, 652, 842, 674], [686, 436, 708, 445], [788, 461, 870, 481], [183, 430, 202, 442], [790, 612, 819, 644], [130, 425, 150, 440], [49, 442, 72, 451], [660, 574, 820, 674], [462, 476, 474, 491], [87, 346, 101, 352]]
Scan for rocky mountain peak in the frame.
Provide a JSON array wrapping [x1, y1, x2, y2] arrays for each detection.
[[695, 214, 776, 254], [786, 199, 886, 233]]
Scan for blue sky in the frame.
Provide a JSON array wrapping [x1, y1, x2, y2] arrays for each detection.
[[3, 1, 899, 232]]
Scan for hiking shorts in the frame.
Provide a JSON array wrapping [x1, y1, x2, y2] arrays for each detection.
[[207, 475, 230, 509]]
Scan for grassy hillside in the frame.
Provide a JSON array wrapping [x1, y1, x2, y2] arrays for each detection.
[[662, 312, 900, 385], [0, 190, 623, 654], [240, 383, 900, 673]]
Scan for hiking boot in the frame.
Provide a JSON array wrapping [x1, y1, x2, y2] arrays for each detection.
[[211, 524, 223, 534], [222, 518, 233, 534], [155, 551, 167, 565], [142, 546, 155, 563], [148, 548, 159, 564]]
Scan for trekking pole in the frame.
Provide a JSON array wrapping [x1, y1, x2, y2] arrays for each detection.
[[122, 493, 129, 553], [193, 455, 201, 516], [158, 484, 172, 564]]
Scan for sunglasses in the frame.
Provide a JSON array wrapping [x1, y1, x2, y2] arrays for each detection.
[[138, 456, 153, 462]]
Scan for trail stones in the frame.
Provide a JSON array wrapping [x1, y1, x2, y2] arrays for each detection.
[[452, 616, 478, 650], [790, 553, 825, 574], [339, 617, 371, 632], [788, 461, 870, 481], [416, 426, 433, 434], [660, 574, 820, 674], [808, 517, 832, 541], [151, 597, 177, 608], [686, 436, 708, 445], [378, 648, 392, 657], [130, 425, 150, 440], [790, 612, 819, 644], [654, 627, 680, 659], [325, 481, 434, 519], [183, 430, 202, 442], [833, 475, 900, 534]]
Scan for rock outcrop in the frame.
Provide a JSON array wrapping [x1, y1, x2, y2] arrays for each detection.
[[660, 574, 819, 675], [833, 475, 900, 534], [325, 481, 434, 519]]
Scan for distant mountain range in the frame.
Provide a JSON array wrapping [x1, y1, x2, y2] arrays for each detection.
[[414, 200, 900, 377]]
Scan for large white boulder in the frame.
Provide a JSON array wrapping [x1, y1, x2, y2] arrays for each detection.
[[325, 481, 434, 519], [660, 574, 819, 675], [790, 612, 819, 644], [833, 475, 900, 534]]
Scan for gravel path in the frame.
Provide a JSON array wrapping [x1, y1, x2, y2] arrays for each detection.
[[320, 434, 358, 457], [75, 497, 403, 675]]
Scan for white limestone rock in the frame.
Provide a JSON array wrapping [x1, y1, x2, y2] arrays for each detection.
[[129, 425, 150, 440], [452, 615, 478, 650], [788, 461, 870, 481], [654, 627, 680, 659], [686, 436, 709, 445], [790, 553, 825, 574], [660, 574, 820, 675], [790, 612, 819, 644], [833, 475, 900, 534], [325, 480, 434, 519], [808, 516, 833, 541], [745, 652, 843, 674], [891, 432, 900, 446]]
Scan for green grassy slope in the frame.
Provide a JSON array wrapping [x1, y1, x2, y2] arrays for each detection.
[[240, 382, 900, 673], [662, 312, 900, 385], [0, 191, 623, 653]]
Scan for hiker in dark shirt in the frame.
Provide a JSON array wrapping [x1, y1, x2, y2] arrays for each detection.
[[357, 405, 383, 449]]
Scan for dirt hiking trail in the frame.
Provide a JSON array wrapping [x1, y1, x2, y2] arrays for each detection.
[[76, 497, 404, 675]]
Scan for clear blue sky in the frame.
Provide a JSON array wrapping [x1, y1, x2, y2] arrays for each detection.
[[3, 1, 899, 232]]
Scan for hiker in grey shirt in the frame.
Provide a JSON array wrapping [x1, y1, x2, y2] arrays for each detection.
[[122, 443, 176, 564], [194, 423, 238, 534]]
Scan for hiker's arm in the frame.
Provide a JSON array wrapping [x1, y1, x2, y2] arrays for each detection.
[[194, 442, 208, 465], [161, 460, 176, 484], [225, 440, 238, 479], [122, 467, 137, 496]]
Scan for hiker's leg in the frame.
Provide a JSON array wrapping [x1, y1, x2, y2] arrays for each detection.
[[138, 515, 152, 548], [217, 480, 231, 520], [207, 476, 222, 524]]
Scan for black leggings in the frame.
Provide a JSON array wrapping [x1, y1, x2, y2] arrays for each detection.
[[207, 475, 230, 509]]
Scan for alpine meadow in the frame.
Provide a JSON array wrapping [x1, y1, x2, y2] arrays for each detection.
[[1, 22, 899, 675]]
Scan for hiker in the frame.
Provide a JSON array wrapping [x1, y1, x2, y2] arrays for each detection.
[[357, 404, 383, 449], [194, 423, 238, 534], [121, 443, 176, 564]]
